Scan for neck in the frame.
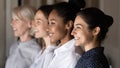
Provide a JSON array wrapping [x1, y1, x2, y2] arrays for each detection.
[[84, 41, 99, 52], [43, 36, 51, 47], [60, 34, 73, 46], [20, 32, 32, 42]]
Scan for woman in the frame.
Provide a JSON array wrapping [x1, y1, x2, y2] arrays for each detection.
[[71, 7, 113, 68], [30, 5, 57, 68], [48, 0, 85, 68], [5, 6, 41, 68]]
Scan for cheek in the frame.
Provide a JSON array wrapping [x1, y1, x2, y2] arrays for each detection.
[[81, 31, 93, 44], [20, 26, 29, 34], [37, 26, 46, 33], [22, 24, 29, 30], [50, 25, 66, 41], [76, 30, 83, 37], [49, 26, 58, 33], [38, 25, 47, 34], [86, 33, 94, 42], [56, 25, 66, 34]]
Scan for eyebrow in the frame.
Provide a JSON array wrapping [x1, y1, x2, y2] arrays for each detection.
[[50, 19, 55, 21], [34, 18, 44, 22], [75, 23, 83, 27], [49, 19, 56, 22], [35, 18, 42, 20]]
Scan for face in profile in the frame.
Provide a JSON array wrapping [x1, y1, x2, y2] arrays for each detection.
[[71, 16, 94, 46], [11, 15, 31, 37], [33, 10, 48, 38], [48, 10, 67, 43]]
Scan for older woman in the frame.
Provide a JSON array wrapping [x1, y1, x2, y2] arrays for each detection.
[[5, 6, 41, 68]]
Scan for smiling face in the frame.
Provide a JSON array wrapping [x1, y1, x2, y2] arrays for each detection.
[[71, 16, 94, 46], [33, 10, 48, 38], [11, 14, 31, 37], [48, 10, 68, 43]]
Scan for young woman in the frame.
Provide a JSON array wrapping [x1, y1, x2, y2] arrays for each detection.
[[48, 0, 85, 68], [71, 7, 113, 68], [5, 6, 41, 68], [29, 5, 57, 68]]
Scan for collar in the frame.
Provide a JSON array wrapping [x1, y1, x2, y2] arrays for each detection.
[[54, 39, 75, 54], [18, 39, 36, 46], [45, 45, 57, 53], [82, 47, 104, 60]]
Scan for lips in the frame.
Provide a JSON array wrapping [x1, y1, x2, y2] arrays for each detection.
[[34, 29, 38, 33], [34, 29, 39, 35], [49, 33, 53, 38], [13, 27, 17, 31], [74, 36, 80, 40]]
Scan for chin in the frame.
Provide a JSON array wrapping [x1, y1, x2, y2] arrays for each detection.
[[50, 39, 57, 44], [75, 42, 81, 46], [14, 34, 19, 37], [50, 39, 55, 43], [35, 35, 40, 38], [75, 44, 79, 46]]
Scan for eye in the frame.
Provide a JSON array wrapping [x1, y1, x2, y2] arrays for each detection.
[[14, 19, 20, 23], [37, 20, 41, 24], [76, 26, 81, 29], [35, 20, 42, 25], [49, 21, 56, 25], [74, 26, 81, 29]]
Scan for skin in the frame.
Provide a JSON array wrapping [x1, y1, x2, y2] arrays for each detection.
[[33, 10, 51, 46], [48, 10, 73, 45], [71, 16, 100, 51], [11, 15, 32, 42], [33, 10, 48, 38]]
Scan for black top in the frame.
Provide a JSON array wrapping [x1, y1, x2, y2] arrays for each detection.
[[75, 47, 109, 68]]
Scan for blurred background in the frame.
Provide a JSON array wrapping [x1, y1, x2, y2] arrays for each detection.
[[0, 0, 119, 68]]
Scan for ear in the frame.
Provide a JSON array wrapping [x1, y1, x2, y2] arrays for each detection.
[[65, 20, 73, 29], [92, 27, 100, 36]]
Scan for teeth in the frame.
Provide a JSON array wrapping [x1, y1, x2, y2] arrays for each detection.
[[13, 28, 17, 31], [34, 30, 38, 32], [49, 33, 53, 37], [74, 37, 79, 40]]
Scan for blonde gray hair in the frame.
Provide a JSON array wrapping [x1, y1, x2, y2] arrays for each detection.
[[12, 5, 35, 22]]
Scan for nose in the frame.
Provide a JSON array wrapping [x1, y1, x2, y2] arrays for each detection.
[[71, 28, 76, 36], [46, 24, 50, 32], [10, 20, 15, 26]]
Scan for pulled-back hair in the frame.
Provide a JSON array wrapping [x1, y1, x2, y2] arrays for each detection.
[[53, 0, 86, 24], [38, 5, 54, 20], [77, 7, 113, 43], [36, 5, 54, 50]]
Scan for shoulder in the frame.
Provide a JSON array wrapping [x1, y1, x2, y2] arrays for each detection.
[[18, 39, 41, 60], [86, 55, 109, 68], [9, 42, 19, 55], [21, 39, 41, 51]]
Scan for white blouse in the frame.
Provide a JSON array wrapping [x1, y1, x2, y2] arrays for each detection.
[[5, 39, 41, 68], [48, 39, 82, 68], [30, 45, 57, 68]]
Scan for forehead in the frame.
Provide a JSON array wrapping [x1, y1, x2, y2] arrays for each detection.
[[35, 10, 45, 17], [74, 16, 88, 26], [12, 13, 20, 19], [49, 10, 64, 21], [49, 10, 59, 18], [12, 11, 27, 21]]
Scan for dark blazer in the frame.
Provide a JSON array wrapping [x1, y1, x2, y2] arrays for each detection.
[[75, 47, 109, 68]]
